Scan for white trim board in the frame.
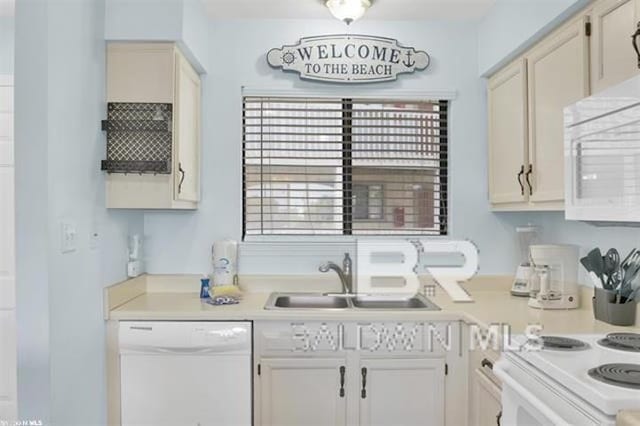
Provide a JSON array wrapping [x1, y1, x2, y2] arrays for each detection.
[[241, 86, 458, 101]]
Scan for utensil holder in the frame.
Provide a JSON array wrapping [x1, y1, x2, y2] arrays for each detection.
[[593, 288, 637, 326]]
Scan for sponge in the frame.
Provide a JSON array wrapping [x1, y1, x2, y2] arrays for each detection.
[[209, 285, 243, 299]]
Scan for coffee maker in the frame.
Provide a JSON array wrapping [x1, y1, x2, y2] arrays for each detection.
[[528, 244, 579, 310], [511, 225, 538, 297]]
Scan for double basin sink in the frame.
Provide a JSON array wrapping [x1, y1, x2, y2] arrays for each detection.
[[264, 292, 440, 311]]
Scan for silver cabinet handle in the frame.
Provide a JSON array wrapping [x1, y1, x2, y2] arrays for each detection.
[[339, 366, 346, 398], [361, 367, 367, 399], [525, 164, 533, 196]]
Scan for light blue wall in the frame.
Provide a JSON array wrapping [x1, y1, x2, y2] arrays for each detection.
[[143, 19, 536, 276], [15, 1, 50, 421], [104, 0, 182, 40], [0, 17, 14, 73], [15, 0, 144, 423], [477, 0, 590, 75], [105, 0, 209, 72], [518, 213, 640, 287]]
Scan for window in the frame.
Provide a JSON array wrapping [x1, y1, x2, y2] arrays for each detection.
[[242, 96, 448, 237]]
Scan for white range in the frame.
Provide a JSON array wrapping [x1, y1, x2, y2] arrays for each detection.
[[495, 333, 640, 425]]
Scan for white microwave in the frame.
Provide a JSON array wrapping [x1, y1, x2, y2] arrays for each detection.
[[564, 75, 640, 223]]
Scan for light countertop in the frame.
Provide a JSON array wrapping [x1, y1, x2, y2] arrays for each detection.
[[106, 274, 640, 334]]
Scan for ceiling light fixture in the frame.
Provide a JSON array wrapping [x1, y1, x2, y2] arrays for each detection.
[[325, 0, 371, 25]]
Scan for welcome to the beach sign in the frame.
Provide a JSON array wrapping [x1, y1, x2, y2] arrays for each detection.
[[267, 34, 430, 84]]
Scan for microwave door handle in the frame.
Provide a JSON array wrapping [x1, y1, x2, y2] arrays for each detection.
[[633, 21, 640, 69]]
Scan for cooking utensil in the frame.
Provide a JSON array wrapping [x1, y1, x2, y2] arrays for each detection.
[[620, 259, 640, 302], [580, 256, 600, 286], [621, 248, 637, 269], [623, 268, 640, 302], [586, 248, 607, 289], [603, 248, 621, 289]]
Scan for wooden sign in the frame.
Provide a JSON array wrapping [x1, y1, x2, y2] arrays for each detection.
[[267, 34, 430, 83]]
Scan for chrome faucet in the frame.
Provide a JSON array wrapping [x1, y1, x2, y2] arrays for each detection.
[[319, 253, 353, 295]]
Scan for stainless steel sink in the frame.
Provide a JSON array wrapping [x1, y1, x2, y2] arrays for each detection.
[[351, 294, 440, 311], [264, 292, 439, 311], [265, 293, 350, 310]]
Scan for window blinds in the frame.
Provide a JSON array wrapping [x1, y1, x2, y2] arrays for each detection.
[[242, 96, 448, 237]]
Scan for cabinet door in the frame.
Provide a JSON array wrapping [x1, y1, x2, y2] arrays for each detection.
[[259, 358, 347, 426], [527, 16, 590, 203], [591, 0, 640, 93], [358, 358, 445, 426], [470, 369, 502, 426], [173, 51, 201, 202], [488, 59, 528, 205]]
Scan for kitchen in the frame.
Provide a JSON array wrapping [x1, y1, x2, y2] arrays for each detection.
[[2, 0, 640, 425]]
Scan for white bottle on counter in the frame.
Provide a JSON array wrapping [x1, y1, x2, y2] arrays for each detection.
[[211, 239, 238, 286]]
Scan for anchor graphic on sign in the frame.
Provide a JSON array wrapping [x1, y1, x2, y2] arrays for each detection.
[[402, 51, 416, 68]]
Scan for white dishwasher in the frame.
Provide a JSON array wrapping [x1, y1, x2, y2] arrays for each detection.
[[119, 321, 252, 426]]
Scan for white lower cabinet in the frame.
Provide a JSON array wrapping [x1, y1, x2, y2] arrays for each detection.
[[255, 321, 462, 426], [470, 368, 502, 426], [468, 348, 502, 426], [358, 358, 445, 426], [259, 358, 347, 426]]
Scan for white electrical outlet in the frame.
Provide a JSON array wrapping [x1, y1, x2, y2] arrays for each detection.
[[60, 221, 77, 253]]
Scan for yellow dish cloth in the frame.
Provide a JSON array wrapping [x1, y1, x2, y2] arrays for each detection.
[[209, 285, 243, 299]]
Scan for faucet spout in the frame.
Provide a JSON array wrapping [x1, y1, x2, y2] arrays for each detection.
[[319, 253, 353, 295]]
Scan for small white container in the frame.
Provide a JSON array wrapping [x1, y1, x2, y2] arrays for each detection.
[[211, 239, 238, 286]]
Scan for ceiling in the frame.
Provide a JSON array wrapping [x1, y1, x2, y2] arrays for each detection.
[[203, 0, 497, 21]]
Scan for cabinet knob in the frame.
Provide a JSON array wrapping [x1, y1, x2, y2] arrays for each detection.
[[481, 358, 494, 370]]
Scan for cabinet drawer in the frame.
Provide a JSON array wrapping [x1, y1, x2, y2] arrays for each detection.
[[470, 347, 501, 388], [256, 321, 457, 356], [355, 322, 425, 353], [256, 321, 344, 354]]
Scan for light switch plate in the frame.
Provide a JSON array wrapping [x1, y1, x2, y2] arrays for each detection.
[[60, 221, 77, 253]]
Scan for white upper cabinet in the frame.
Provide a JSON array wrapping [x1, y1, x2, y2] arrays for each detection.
[[591, 0, 640, 93], [105, 43, 201, 209], [488, 13, 590, 211], [174, 51, 201, 203], [488, 59, 529, 205], [527, 16, 590, 204]]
